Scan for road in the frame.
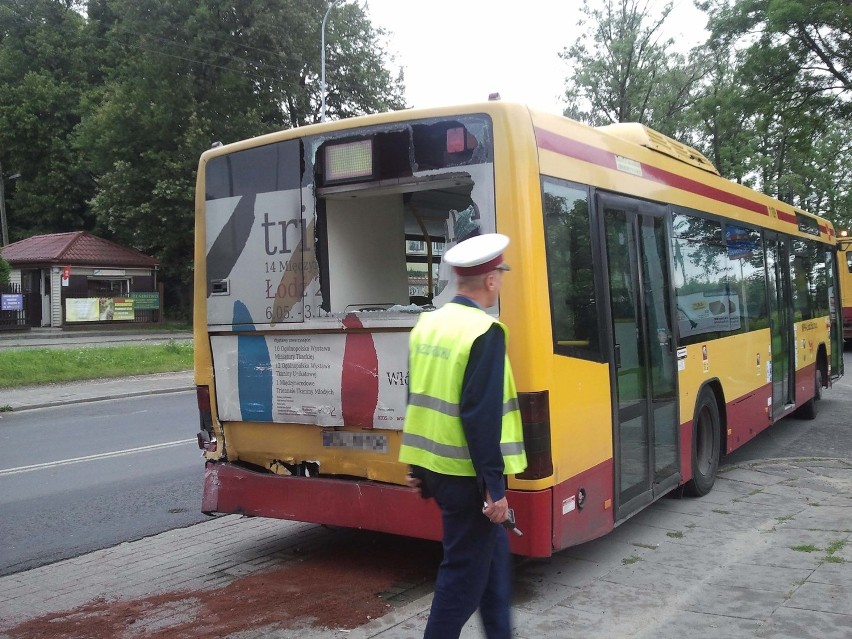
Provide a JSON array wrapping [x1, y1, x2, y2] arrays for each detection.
[[0, 392, 206, 576]]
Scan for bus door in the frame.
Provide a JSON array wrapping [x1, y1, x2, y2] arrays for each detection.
[[765, 234, 795, 416], [829, 247, 844, 379], [599, 194, 680, 521]]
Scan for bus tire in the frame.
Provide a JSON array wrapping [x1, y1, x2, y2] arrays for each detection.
[[795, 368, 822, 420], [815, 367, 823, 401], [684, 389, 721, 497]]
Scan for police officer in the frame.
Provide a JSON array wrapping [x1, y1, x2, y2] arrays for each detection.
[[400, 233, 527, 639]]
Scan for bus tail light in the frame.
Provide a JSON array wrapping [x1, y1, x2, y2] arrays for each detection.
[[196, 385, 217, 452], [516, 391, 553, 480]]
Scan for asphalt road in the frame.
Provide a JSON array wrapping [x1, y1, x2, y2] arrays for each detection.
[[0, 391, 206, 576]]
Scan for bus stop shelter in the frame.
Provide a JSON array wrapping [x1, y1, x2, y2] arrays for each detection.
[[0, 231, 160, 328]]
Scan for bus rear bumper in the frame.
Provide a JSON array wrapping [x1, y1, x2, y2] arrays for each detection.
[[202, 461, 554, 557]]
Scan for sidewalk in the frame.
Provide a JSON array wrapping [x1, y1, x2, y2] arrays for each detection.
[[0, 326, 192, 351], [0, 370, 194, 411], [0, 456, 849, 638]]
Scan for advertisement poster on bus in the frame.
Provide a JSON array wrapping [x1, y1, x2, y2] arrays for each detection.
[[211, 331, 410, 429], [677, 292, 741, 338]]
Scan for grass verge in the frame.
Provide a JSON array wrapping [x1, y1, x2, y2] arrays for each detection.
[[0, 341, 193, 389]]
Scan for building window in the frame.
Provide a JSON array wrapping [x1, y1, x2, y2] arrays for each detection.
[[87, 278, 130, 296]]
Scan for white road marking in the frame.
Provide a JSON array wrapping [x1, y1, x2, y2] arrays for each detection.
[[0, 439, 196, 477]]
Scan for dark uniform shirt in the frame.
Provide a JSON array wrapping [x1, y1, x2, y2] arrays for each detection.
[[454, 295, 507, 503]]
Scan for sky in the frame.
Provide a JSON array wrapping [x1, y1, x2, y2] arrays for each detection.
[[362, 0, 709, 115]]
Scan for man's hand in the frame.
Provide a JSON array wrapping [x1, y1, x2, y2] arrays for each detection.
[[405, 473, 422, 490], [482, 491, 509, 524], [406, 469, 431, 499]]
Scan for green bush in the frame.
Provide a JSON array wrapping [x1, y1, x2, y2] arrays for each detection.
[[0, 255, 10, 286]]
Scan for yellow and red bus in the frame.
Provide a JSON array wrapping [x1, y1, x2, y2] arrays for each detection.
[[193, 101, 843, 557]]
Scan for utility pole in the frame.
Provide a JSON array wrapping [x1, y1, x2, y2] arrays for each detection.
[[321, 0, 345, 122], [0, 161, 21, 247], [0, 160, 8, 247]]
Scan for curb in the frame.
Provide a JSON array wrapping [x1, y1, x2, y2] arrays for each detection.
[[1, 371, 196, 413], [7, 385, 196, 412], [719, 456, 852, 471], [345, 593, 434, 638], [0, 331, 193, 341]]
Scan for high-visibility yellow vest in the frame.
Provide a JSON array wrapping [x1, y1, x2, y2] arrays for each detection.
[[399, 303, 527, 476]]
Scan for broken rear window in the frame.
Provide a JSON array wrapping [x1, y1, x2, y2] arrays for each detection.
[[204, 114, 497, 328]]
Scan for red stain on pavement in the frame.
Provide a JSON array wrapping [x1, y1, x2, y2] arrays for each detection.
[[5, 535, 440, 639]]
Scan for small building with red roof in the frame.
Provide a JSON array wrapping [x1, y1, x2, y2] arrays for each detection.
[[0, 232, 160, 328]]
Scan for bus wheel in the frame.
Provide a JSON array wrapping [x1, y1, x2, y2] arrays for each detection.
[[795, 368, 822, 420], [684, 389, 721, 497]]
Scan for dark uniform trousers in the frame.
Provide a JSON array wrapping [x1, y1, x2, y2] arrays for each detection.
[[421, 469, 512, 639]]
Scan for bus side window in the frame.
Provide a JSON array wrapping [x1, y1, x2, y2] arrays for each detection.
[[542, 178, 600, 360], [674, 213, 744, 344], [725, 223, 766, 333]]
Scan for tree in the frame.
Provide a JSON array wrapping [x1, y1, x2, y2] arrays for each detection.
[[698, 0, 852, 223], [0, 254, 10, 285], [560, 0, 706, 133], [700, 0, 852, 116], [8, 0, 405, 310], [0, 0, 98, 239], [321, 2, 406, 122], [785, 119, 852, 227], [562, 0, 852, 228]]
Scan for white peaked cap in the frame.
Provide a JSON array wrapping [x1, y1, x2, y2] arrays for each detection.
[[443, 233, 511, 275]]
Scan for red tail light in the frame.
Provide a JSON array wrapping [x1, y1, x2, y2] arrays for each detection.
[[196, 385, 211, 414], [196, 385, 217, 452], [516, 391, 553, 480]]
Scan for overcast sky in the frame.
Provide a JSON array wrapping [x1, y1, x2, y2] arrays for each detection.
[[361, 0, 708, 114]]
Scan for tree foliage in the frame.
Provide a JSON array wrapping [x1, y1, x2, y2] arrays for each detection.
[[697, 0, 852, 226], [681, 41, 757, 183], [560, 0, 706, 132], [0, 0, 405, 308], [560, 0, 852, 231], [0, 0, 97, 238], [0, 254, 10, 285], [700, 0, 852, 115]]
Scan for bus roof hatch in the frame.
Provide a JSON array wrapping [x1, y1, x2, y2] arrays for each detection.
[[597, 123, 720, 176]]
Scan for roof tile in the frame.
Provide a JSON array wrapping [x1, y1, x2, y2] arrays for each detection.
[[0, 232, 159, 267]]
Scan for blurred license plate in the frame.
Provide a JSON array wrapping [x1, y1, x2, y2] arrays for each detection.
[[322, 431, 388, 453]]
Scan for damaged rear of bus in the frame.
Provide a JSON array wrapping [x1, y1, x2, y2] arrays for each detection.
[[193, 104, 551, 556]]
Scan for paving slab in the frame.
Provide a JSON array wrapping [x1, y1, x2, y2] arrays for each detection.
[[755, 605, 852, 639]]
